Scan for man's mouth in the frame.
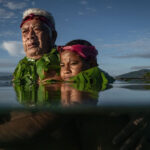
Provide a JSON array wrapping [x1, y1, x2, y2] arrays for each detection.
[[28, 42, 39, 49]]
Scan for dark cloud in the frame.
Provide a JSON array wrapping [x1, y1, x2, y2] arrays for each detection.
[[0, 62, 16, 68], [115, 53, 150, 59], [131, 66, 150, 70]]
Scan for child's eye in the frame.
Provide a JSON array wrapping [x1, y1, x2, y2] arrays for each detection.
[[71, 62, 78, 65]]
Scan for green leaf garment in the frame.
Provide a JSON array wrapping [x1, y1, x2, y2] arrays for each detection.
[[13, 48, 60, 85], [69, 66, 114, 99], [14, 66, 114, 107], [70, 66, 114, 90]]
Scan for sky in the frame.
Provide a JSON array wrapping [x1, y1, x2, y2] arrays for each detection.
[[0, 0, 150, 76]]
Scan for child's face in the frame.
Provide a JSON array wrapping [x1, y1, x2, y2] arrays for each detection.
[[60, 50, 84, 81]]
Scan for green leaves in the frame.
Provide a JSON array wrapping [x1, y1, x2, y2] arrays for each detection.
[[36, 48, 60, 80], [13, 48, 60, 84], [13, 57, 38, 85], [70, 67, 114, 92]]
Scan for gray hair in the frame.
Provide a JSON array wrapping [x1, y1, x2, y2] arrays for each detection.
[[22, 8, 55, 30]]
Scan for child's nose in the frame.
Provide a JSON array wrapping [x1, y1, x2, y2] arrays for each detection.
[[64, 65, 71, 74]]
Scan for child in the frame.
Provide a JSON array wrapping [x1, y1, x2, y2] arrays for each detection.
[[58, 39, 114, 86]]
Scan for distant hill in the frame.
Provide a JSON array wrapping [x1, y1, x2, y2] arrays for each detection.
[[116, 69, 150, 81], [0, 72, 13, 86]]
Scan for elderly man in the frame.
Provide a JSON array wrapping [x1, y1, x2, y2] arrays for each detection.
[[13, 8, 60, 84]]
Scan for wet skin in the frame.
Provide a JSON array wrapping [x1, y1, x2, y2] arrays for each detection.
[[21, 18, 53, 60]]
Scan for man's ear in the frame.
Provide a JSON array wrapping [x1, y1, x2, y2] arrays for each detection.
[[52, 30, 57, 45]]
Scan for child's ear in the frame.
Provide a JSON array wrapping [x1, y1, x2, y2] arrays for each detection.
[[82, 62, 90, 70], [89, 59, 98, 68]]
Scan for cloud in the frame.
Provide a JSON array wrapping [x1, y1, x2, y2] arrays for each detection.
[[78, 11, 84, 15], [79, 1, 96, 14], [116, 53, 150, 59], [80, 0, 88, 5], [107, 6, 112, 9], [0, 31, 20, 37], [0, 8, 14, 18], [100, 38, 150, 58], [102, 38, 150, 50], [0, 62, 16, 68], [4, 1, 27, 10], [131, 66, 150, 70], [2, 41, 25, 56], [64, 18, 69, 22], [86, 7, 96, 12], [31, 1, 35, 6]]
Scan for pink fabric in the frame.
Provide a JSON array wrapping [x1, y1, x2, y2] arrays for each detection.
[[20, 13, 54, 30], [57, 44, 98, 59]]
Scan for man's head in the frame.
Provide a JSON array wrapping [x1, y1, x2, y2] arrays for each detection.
[[20, 8, 57, 59]]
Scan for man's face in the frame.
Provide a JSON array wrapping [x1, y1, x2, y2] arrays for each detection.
[[21, 18, 53, 59]]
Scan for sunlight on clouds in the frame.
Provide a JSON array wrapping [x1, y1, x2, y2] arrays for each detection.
[[2, 41, 25, 56], [4, 1, 27, 10]]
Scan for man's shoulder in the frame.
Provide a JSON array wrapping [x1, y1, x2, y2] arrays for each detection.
[[17, 57, 28, 64]]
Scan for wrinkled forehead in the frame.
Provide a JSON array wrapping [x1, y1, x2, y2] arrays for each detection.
[[20, 14, 54, 31], [21, 18, 48, 30]]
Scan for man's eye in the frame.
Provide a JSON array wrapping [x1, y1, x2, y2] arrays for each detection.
[[34, 27, 42, 31], [22, 30, 28, 34], [34, 26, 44, 31], [60, 63, 64, 67]]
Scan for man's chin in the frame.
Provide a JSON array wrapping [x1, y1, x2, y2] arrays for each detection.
[[26, 48, 42, 59]]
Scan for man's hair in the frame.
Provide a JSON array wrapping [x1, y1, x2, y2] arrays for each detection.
[[22, 8, 55, 30]]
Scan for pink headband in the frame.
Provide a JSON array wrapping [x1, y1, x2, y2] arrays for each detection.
[[57, 44, 98, 59], [20, 13, 55, 30]]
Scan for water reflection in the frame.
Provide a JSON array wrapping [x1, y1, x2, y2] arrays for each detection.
[[121, 84, 150, 91], [14, 80, 112, 109]]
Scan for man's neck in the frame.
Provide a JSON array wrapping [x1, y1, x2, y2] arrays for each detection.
[[27, 55, 42, 60]]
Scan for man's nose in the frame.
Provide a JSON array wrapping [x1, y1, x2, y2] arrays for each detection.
[[27, 29, 36, 39]]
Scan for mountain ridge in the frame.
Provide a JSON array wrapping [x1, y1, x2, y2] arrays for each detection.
[[116, 69, 150, 79]]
